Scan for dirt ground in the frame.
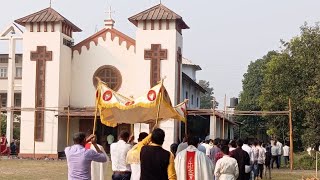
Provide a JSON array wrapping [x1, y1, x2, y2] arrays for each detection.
[[0, 159, 317, 180]]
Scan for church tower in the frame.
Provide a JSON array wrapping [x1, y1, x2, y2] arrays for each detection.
[[15, 7, 81, 158], [129, 4, 189, 148]]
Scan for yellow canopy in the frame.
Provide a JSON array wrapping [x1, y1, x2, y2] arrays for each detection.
[[96, 81, 187, 127]]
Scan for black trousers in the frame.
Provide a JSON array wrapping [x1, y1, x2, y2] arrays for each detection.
[[258, 164, 264, 178], [271, 155, 279, 169], [112, 172, 131, 180]]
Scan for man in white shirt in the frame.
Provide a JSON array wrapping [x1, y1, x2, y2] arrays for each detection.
[[276, 140, 283, 168], [201, 140, 213, 157], [282, 142, 290, 167], [242, 138, 253, 164], [175, 136, 214, 180], [110, 131, 133, 180]]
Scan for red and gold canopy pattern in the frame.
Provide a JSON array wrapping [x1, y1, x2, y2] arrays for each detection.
[[96, 80, 187, 127]]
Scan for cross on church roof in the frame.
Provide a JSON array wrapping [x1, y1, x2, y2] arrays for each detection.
[[106, 6, 115, 20]]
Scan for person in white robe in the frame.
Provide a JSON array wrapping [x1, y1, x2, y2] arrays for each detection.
[[87, 143, 109, 180], [126, 132, 149, 180], [214, 145, 239, 180], [175, 136, 214, 180]]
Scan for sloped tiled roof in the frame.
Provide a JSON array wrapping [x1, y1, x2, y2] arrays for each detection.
[[182, 57, 201, 71], [72, 28, 136, 54], [15, 7, 82, 32], [182, 73, 206, 93], [128, 4, 189, 29]]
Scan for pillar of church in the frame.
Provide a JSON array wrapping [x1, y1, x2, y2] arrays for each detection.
[[6, 37, 16, 145], [209, 114, 217, 140], [129, 4, 189, 150]]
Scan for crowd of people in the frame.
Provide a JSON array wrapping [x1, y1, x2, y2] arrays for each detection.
[[65, 128, 290, 180], [0, 133, 19, 156]]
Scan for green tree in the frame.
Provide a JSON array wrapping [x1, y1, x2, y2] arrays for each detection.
[[0, 114, 20, 140], [260, 23, 320, 148], [1, 114, 6, 135], [198, 80, 218, 109], [236, 51, 278, 138]]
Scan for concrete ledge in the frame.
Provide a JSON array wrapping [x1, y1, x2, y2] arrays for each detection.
[[18, 153, 58, 159]]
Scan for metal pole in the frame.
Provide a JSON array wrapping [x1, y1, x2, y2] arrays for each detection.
[[93, 84, 101, 135], [0, 95, 2, 157], [154, 81, 164, 131], [33, 110, 36, 159], [66, 106, 70, 146], [222, 94, 226, 139], [289, 98, 294, 171], [212, 98, 216, 140], [316, 152, 318, 178]]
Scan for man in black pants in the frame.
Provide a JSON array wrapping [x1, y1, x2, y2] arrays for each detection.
[[271, 141, 279, 169], [231, 139, 250, 180], [140, 128, 176, 180]]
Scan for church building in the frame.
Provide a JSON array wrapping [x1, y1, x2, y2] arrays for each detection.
[[0, 3, 234, 158]]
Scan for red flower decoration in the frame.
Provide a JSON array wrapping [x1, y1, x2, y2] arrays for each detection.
[[147, 90, 157, 101], [102, 90, 113, 101], [125, 101, 135, 106]]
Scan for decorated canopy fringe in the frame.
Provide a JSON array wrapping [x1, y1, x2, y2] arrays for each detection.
[[96, 80, 187, 127]]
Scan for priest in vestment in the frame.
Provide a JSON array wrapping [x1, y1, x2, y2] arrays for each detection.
[[174, 136, 214, 180]]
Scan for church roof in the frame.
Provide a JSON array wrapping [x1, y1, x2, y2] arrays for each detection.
[[182, 73, 206, 93], [182, 57, 201, 71], [128, 4, 189, 29], [15, 7, 82, 32], [72, 28, 135, 54]]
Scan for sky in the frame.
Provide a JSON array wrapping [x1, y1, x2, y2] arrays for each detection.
[[1, 0, 320, 108]]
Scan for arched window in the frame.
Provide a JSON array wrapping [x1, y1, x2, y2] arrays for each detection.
[[93, 65, 122, 91]]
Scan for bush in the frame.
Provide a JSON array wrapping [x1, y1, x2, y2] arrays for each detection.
[[294, 152, 320, 170]]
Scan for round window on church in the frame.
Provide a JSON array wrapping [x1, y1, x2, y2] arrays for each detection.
[[93, 65, 122, 91]]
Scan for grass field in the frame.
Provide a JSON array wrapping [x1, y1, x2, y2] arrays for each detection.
[[0, 159, 317, 180]]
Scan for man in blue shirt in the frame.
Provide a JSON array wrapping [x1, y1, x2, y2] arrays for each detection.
[[65, 132, 107, 180]]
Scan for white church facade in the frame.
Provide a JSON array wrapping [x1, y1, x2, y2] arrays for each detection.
[[0, 4, 234, 158]]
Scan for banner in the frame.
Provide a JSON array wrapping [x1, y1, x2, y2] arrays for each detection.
[[96, 81, 187, 127]]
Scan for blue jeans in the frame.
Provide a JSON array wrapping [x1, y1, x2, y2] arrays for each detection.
[[112, 172, 131, 180], [278, 155, 282, 167], [284, 156, 289, 166]]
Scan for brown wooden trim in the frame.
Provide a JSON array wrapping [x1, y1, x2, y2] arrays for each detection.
[[177, 47, 182, 104], [143, 20, 146, 30], [0, 77, 8, 79], [51, 22, 55, 32], [151, 21, 154, 30], [19, 153, 58, 159], [166, 19, 170, 30], [37, 22, 41, 32], [72, 28, 136, 54], [14, 77, 22, 80], [68, 26, 71, 37], [176, 22, 182, 35], [44, 22, 47, 32], [30, 22, 33, 32], [159, 20, 162, 30]]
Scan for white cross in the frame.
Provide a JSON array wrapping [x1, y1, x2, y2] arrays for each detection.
[[106, 6, 115, 20], [50, 0, 52, 7]]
